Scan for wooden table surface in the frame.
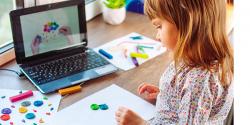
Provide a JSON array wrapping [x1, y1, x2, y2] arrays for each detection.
[[0, 12, 171, 110]]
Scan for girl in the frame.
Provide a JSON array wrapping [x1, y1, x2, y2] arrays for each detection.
[[115, 0, 234, 124]]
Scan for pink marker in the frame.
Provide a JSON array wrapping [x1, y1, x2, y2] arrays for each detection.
[[9, 90, 33, 103]]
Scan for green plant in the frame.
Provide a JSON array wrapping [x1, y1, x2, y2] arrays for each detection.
[[103, 0, 126, 9]]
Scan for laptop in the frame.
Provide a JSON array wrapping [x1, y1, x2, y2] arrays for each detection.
[[10, 0, 118, 94]]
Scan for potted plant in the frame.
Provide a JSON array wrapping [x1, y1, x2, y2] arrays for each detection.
[[102, 0, 126, 25]]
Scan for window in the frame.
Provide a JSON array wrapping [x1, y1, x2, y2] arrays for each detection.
[[0, 0, 14, 49]]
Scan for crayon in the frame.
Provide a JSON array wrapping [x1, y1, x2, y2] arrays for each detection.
[[58, 85, 82, 96], [130, 52, 149, 59], [98, 49, 113, 59], [9, 90, 33, 103], [137, 45, 154, 49], [137, 46, 145, 53], [130, 36, 142, 40], [131, 57, 139, 67]]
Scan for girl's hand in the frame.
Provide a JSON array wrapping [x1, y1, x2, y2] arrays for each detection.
[[138, 83, 160, 101], [115, 107, 146, 125]]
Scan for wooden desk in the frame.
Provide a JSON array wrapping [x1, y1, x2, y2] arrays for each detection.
[[0, 12, 171, 110]]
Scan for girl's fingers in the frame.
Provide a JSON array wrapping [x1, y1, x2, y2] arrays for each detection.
[[138, 83, 160, 94], [137, 83, 147, 93], [115, 117, 121, 125], [117, 107, 127, 116], [138, 85, 148, 95], [115, 116, 122, 125], [139, 85, 157, 95], [147, 93, 159, 99], [115, 107, 129, 125], [118, 106, 126, 111], [139, 84, 156, 95], [115, 110, 121, 117], [115, 115, 121, 122], [115, 109, 123, 117]]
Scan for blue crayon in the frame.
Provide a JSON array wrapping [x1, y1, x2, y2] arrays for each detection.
[[98, 49, 113, 59], [130, 36, 142, 40]]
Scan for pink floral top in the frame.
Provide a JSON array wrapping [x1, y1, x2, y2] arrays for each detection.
[[147, 61, 233, 125]]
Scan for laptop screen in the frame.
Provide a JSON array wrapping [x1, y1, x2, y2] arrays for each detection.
[[20, 6, 83, 57]]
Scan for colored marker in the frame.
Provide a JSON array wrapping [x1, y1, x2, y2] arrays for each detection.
[[98, 49, 113, 59], [130, 52, 149, 59], [137, 45, 154, 49], [132, 57, 139, 67], [130, 36, 142, 40], [58, 85, 82, 96], [137, 46, 145, 53], [9, 90, 33, 103]]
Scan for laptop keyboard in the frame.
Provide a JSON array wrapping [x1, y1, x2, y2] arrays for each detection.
[[23, 50, 110, 85]]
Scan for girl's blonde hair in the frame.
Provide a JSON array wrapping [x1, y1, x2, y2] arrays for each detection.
[[144, 0, 234, 87]]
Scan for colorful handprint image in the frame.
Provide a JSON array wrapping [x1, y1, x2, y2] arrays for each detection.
[[31, 24, 75, 55]]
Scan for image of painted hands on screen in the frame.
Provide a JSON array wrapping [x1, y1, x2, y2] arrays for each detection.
[[31, 25, 73, 55]]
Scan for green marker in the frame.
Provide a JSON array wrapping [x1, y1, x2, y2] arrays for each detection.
[[137, 46, 145, 53], [137, 45, 154, 49]]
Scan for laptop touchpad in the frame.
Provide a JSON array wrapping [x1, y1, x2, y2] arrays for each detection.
[[69, 74, 83, 81], [95, 65, 117, 75]]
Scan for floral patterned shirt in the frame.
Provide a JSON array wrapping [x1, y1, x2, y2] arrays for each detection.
[[147, 61, 233, 125]]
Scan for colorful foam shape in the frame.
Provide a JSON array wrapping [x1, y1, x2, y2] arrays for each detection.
[[0, 114, 10, 121], [99, 104, 109, 110], [33, 100, 43, 107], [21, 101, 31, 107], [1, 108, 12, 114], [19, 107, 28, 113], [90, 104, 99, 110], [25, 113, 36, 119]]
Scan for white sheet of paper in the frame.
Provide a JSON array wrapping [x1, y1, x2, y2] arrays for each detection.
[[48, 84, 156, 125], [0, 89, 61, 125], [94, 32, 166, 71]]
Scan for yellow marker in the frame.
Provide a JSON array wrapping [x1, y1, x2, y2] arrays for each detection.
[[130, 52, 149, 59], [58, 85, 82, 96], [19, 107, 28, 113]]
